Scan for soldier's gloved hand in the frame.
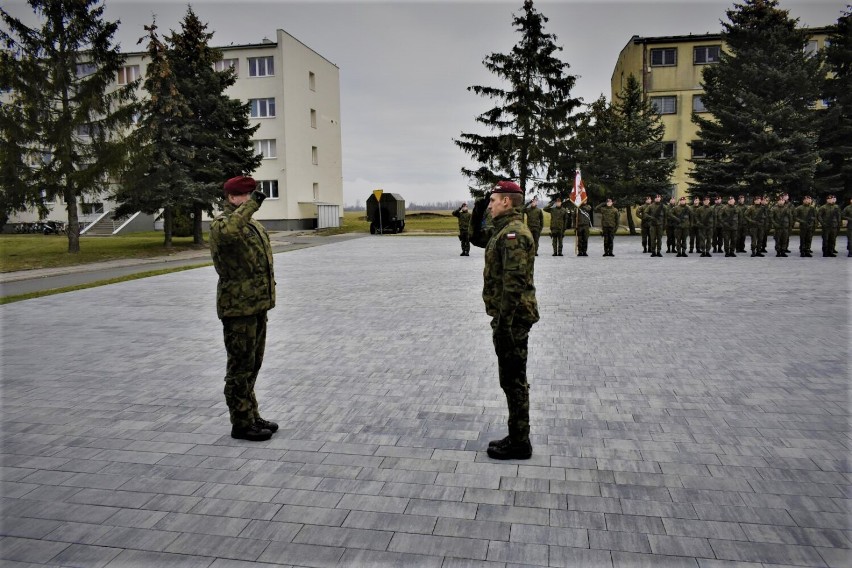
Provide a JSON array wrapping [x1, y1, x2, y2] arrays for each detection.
[[471, 193, 490, 231], [251, 190, 267, 205], [493, 328, 515, 353]]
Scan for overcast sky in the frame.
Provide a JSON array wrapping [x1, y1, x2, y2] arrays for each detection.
[[6, 0, 845, 206]]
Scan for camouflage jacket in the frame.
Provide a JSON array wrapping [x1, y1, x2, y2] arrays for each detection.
[[595, 204, 619, 229], [796, 204, 816, 228], [744, 204, 767, 228], [635, 203, 650, 226], [843, 205, 852, 226], [719, 204, 739, 231], [668, 204, 693, 229], [451, 207, 471, 233], [770, 203, 792, 229], [523, 204, 544, 230], [568, 203, 592, 227], [645, 202, 666, 226], [818, 204, 841, 229], [543, 204, 569, 230], [209, 199, 276, 319], [483, 209, 540, 330], [693, 205, 715, 230]]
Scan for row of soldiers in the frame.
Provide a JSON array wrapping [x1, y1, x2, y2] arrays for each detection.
[[637, 193, 851, 258]]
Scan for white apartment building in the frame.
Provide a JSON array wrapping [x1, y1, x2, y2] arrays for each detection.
[[6, 28, 343, 232]]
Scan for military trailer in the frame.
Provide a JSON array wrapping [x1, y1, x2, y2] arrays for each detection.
[[366, 192, 405, 234]]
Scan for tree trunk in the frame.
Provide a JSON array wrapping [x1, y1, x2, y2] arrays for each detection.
[[163, 206, 173, 248], [193, 202, 204, 244], [626, 206, 636, 235], [65, 191, 80, 254]]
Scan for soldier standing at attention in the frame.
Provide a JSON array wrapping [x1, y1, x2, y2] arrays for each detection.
[[744, 196, 766, 257], [818, 194, 841, 257], [695, 195, 715, 257], [665, 196, 677, 253], [712, 195, 724, 253], [719, 196, 739, 257], [210, 176, 278, 442], [452, 202, 472, 256], [636, 195, 652, 253], [645, 194, 666, 257], [795, 195, 816, 257], [770, 194, 792, 257], [760, 194, 771, 254], [736, 195, 748, 253], [842, 197, 852, 257], [689, 196, 701, 254], [568, 200, 592, 256], [522, 196, 543, 256], [668, 196, 693, 256], [596, 198, 619, 256], [543, 196, 569, 256], [470, 181, 539, 460]]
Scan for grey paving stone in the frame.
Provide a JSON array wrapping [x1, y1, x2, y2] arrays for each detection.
[[271, 504, 348, 527], [589, 529, 651, 553], [343, 510, 437, 534], [46, 543, 122, 568], [486, 541, 548, 565], [510, 523, 587, 547], [104, 548, 215, 568], [292, 524, 393, 550], [0, 536, 70, 564], [549, 546, 613, 568], [611, 551, 699, 567], [389, 533, 489, 560], [709, 538, 828, 565]]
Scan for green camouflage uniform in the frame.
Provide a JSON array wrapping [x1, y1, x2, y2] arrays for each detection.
[[736, 199, 748, 252], [543, 202, 569, 255], [719, 203, 739, 256], [210, 197, 276, 429], [595, 203, 619, 256], [667, 203, 693, 256], [818, 202, 841, 256], [645, 200, 666, 256], [770, 202, 792, 256], [842, 203, 852, 256], [796, 203, 817, 256], [522, 203, 544, 256], [452, 206, 472, 255], [694, 204, 715, 256], [636, 201, 651, 252], [569, 203, 592, 255], [482, 208, 539, 446], [689, 200, 701, 253], [744, 203, 767, 255]]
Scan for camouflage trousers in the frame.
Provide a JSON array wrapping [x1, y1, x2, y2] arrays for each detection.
[[774, 227, 790, 253], [649, 224, 663, 254], [222, 312, 267, 429], [550, 228, 564, 255], [458, 231, 470, 254], [723, 229, 736, 254], [799, 227, 814, 253], [822, 228, 838, 254], [575, 226, 589, 254], [601, 228, 615, 255], [689, 226, 699, 252], [491, 321, 531, 444], [750, 227, 765, 253], [530, 229, 542, 255], [674, 228, 688, 254], [698, 227, 713, 254], [640, 223, 650, 251]]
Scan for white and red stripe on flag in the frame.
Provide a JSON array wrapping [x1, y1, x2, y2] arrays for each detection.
[[570, 169, 587, 206]]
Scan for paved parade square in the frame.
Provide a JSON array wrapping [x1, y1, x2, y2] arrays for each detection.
[[1, 235, 849, 567]]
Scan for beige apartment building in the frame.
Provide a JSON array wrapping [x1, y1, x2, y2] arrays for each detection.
[[7, 28, 342, 233], [611, 29, 829, 198]]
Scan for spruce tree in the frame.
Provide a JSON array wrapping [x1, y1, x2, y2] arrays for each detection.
[[574, 95, 620, 204], [690, 0, 823, 201], [166, 7, 261, 244], [113, 20, 196, 247], [0, 0, 137, 252], [815, 7, 852, 198], [454, 0, 581, 197]]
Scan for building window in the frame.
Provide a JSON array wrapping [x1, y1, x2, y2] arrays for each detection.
[[804, 40, 818, 57], [312, 146, 318, 165], [692, 95, 707, 113], [309, 71, 316, 91], [116, 65, 140, 85], [691, 142, 708, 159], [249, 98, 275, 118], [310, 108, 317, 128], [650, 48, 676, 67], [81, 202, 104, 215], [248, 56, 274, 77], [253, 139, 276, 158], [693, 45, 720, 64], [650, 96, 677, 115], [313, 183, 319, 201], [214, 58, 239, 76], [660, 142, 676, 159], [258, 180, 279, 199], [76, 62, 97, 77], [75, 123, 101, 137]]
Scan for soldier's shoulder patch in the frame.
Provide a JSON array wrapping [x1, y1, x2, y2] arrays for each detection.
[[506, 232, 517, 240]]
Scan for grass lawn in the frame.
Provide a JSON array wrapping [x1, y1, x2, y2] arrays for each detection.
[[319, 210, 462, 235], [0, 232, 209, 273]]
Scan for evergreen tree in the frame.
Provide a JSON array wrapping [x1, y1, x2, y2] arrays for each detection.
[[689, 0, 823, 201], [575, 75, 674, 232], [454, 0, 581, 197], [0, 0, 137, 252], [815, 7, 852, 198], [113, 20, 196, 247], [166, 7, 261, 244]]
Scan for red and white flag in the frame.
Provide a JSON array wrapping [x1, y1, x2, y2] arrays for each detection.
[[570, 169, 587, 206]]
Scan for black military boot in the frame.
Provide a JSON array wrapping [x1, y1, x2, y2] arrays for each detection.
[[255, 417, 279, 433], [231, 423, 272, 441], [488, 435, 511, 449], [487, 439, 532, 460]]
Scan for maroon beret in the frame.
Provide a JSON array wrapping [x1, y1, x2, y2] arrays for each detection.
[[223, 176, 257, 195], [493, 180, 522, 194]]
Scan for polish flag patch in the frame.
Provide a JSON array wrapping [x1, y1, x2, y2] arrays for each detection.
[[506, 233, 517, 240]]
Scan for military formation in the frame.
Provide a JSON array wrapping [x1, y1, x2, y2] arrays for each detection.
[[454, 193, 852, 259]]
